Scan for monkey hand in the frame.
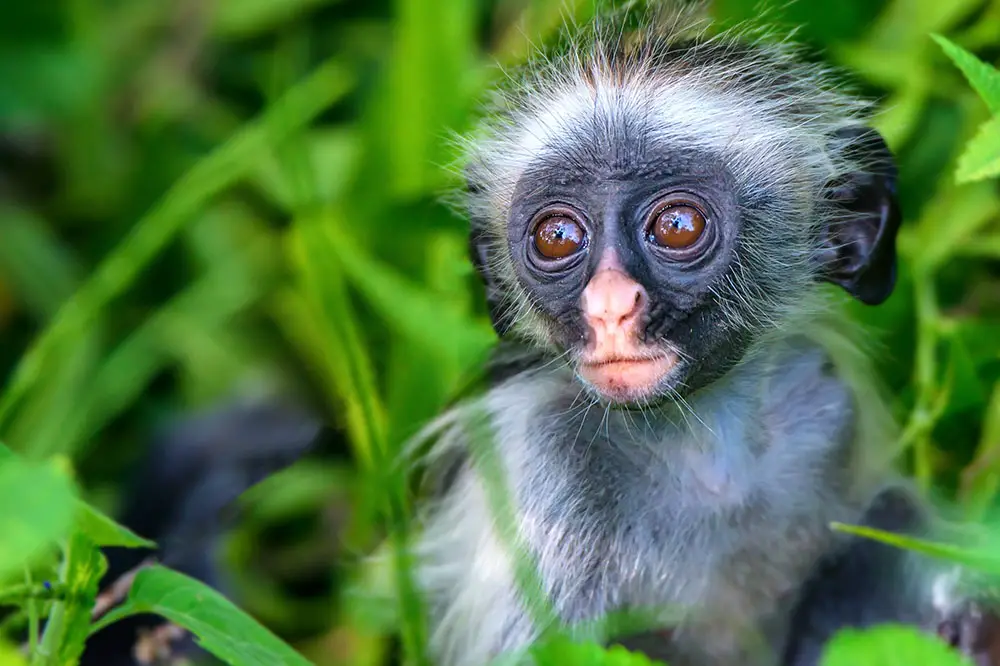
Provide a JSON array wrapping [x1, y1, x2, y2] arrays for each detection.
[[936, 598, 1000, 666]]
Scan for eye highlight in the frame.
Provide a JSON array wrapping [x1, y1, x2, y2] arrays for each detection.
[[532, 213, 587, 260], [647, 202, 707, 250]]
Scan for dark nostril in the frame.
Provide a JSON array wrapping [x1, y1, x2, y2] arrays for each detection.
[[624, 287, 647, 323]]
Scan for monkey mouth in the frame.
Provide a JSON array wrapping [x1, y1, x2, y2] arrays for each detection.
[[577, 353, 679, 404]]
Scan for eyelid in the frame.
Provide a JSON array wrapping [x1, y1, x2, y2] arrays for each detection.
[[529, 204, 588, 229], [644, 191, 711, 220]]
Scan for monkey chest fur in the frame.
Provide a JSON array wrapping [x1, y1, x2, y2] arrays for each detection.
[[419, 341, 876, 665]]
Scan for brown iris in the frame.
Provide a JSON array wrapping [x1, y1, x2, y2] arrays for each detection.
[[533, 215, 586, 259], [648, 204, 706, 249]]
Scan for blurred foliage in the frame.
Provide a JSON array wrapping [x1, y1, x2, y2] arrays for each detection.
[[0, 0, 999, 664], [818, 625, 972, 666]]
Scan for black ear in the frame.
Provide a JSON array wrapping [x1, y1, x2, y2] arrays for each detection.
[[819, 127, 902, 305], [467, 180, 513, 336]]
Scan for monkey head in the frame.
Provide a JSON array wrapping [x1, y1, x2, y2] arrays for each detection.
[[464, 27, 901, 406]]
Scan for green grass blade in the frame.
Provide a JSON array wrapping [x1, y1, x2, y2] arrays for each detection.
[[830, 522, 1000, 574], [0, 59, 354, 433]]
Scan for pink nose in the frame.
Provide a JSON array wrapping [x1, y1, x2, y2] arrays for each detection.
[[581, 269, 648, 330]]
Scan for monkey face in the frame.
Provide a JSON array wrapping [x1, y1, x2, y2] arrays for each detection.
[[464, 44, 900, 406], [501, 150, 746, 404]]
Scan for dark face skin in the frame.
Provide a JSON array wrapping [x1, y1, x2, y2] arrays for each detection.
[[468, 126, 900, 407], [506, 147, 748, 402]]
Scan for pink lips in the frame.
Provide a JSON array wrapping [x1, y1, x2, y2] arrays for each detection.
[[578, 353, 678, 403]]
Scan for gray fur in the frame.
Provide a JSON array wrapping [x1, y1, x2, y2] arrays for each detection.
[[410, 6, 914, 666], [413, 332, 895, 666]]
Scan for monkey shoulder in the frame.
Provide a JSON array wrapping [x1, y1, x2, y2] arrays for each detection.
[[752, 338, 867, 491], [413, 344, 887, 664]]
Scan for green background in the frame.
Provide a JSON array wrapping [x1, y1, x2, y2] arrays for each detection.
[[0, 0, 999, 663]]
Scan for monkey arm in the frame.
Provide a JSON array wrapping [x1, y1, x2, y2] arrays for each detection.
[[780, 485, 932, 665], [781, 486, 1000, 666]]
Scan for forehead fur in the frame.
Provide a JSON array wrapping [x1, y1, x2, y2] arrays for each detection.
[[459, 8, 881, 349], [462, 13, 874, 221]]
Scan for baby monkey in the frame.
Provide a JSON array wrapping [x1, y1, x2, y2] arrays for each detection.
[[411, 4, 997, 666]]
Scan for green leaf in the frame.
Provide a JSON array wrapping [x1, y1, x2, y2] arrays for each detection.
[[10, 330, 103, 458], [249, 129, 360, 210], [60, 226, 275, 456], [944, 332, 988, 415], [0, 46, 102, 123], [0, 58, 354, 432], [74, 503, 155, 549], [821, 624, 968, 666], [465, 405, 559, 640], [239, 462, 344, 522], [910, 181, 1000, 272], [383, 0, 478, 195], [0, 206, 80, 319], [961, 382, 1000, 519], [1, 437, 153, 549], [323, 219, 496, 369], [0, 640, 28, 666], [528, 637, 667, 666], [282, 222, 387, 465], [932, 34, 1000, 114], [214, 0, 341, 38], [91, 566, 314, 666], [956, 115, 1000, 183], [830, 522, 1000, 574], [0, 455, 76, 579], [33, 533, 106, 666]]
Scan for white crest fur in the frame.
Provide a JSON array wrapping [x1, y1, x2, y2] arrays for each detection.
[[457, 4, 877, 348]]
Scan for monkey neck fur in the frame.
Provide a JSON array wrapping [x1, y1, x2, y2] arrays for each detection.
[[413, 309, 898, 665]]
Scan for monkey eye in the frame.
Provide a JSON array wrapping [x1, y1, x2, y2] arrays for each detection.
[[532, 211, 587, 260], [646, 201, 707, 251]]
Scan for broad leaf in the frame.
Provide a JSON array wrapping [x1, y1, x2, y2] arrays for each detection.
[[821, 624, 968, 666], [933, 35, 1000, 115], [91, 566, 314, 666], [529, 637, 667, 666], [74, 503, 155, 549], [956, 115, 1000, 183], [0, 455, 76, 579], [0, 439, 153, 550]]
